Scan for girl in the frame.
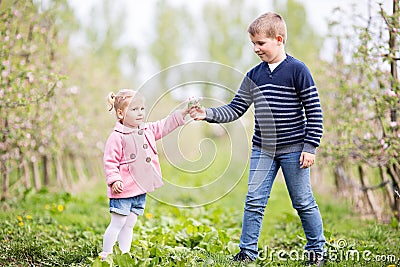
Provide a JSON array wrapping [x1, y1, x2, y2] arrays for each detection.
[[100, 89, 189, 259]]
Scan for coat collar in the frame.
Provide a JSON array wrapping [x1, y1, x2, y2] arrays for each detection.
[[114, 122, 146, 134]]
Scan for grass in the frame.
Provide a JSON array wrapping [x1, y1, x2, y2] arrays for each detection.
[[0, 167, 399, 266]]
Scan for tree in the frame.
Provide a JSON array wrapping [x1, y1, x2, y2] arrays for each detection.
[[322, 0, 399, 221], [0, 0, 80, 198]]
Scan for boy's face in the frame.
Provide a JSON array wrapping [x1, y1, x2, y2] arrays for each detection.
[[121, 97, 146, 128], [249, 33, 285, 64]]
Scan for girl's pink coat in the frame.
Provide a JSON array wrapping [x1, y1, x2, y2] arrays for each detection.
[[103, 110, 185, 198]]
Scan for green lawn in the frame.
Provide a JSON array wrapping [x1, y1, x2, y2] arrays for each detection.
[[0, 168, 399, 266]]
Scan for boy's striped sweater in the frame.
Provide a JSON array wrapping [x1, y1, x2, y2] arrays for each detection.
[[205, 55, 323, 155]]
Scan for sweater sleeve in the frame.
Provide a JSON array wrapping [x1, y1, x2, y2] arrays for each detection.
[[205, 75, 254, 123], [295, 65, 323, 154], [147, 110, 185, 141], [103, 132, 124, 185]]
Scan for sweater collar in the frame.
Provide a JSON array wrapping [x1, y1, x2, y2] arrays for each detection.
[[114, 121, 146, 134]]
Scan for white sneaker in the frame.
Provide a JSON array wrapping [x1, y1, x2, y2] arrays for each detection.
[[99, 252, 110, 261]]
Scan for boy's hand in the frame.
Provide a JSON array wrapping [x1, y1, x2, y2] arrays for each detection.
[[189, 106, 206, 121], [300, 152, 315, 169], [112, 181, 124, 194]]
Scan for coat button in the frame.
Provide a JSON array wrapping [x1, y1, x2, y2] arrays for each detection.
[[145, 157, 151, 163], [138, 129, 144, 135], [130, 153, 136, 159], [143, 144, 148, 149]]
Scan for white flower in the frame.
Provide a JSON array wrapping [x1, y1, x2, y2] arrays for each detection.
[[363, 133, 371, 139], [69, 86, 79, 94], [384, 89, 397, 97]]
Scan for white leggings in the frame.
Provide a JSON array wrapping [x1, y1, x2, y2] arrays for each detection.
[[102, 212, 138, 254]]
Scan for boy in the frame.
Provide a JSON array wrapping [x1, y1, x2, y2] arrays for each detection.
[[190, 12, 325, 266]]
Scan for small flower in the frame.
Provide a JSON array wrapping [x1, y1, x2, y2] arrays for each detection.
[[145, 213, 153, 219], [25, 215, 32, 220], [45, 204, 50, 210], [2, 70, 9, 78], [27, 72, 34, 83], [69, 86, 79, 94], [17, 216, 23, 221], [76, 132, 84, 140], [18, 221, 24, 227], [384, 89, 397, 97], [57, 204, 64, 212]]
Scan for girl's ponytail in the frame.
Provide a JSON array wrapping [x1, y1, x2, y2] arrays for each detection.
[[107, 92, 116, 111]]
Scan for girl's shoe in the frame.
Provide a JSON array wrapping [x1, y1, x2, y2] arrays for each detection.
[[99, 252, 110, 261]]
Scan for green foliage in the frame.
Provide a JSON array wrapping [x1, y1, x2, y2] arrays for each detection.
[[203, 0, 257, 69], [150, 0, 192, 71], [0, 178, 399, 267], [274, 0, 323, 66]]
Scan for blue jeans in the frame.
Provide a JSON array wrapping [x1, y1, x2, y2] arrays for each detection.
[[239, 147, 325, 260]]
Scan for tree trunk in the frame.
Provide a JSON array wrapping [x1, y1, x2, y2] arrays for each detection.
[[43, 155, 51, 186], [73, 156, 87, 183], [22, 159, 31, 189], [32, 158, 41, 190], [55, 154, 68, 190], [358, 165, 381, 219], [1, 160, 9, 200], [379, 166, 395, 215], [387, 164, 400, 221]]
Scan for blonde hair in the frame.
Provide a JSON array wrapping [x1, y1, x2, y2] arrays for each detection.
[[107, 89, 143, 113], [248, 12, 287, 44]]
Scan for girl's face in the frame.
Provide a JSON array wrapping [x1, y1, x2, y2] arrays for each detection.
[[119, 97, 146, 128], [249, 33, 285, 64]]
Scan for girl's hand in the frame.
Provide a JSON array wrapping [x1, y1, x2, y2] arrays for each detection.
[[181, 106, 190, 117], [112, 181, 124, 194], [300, 152, 315, 169], [189, 106, 206, 121]]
